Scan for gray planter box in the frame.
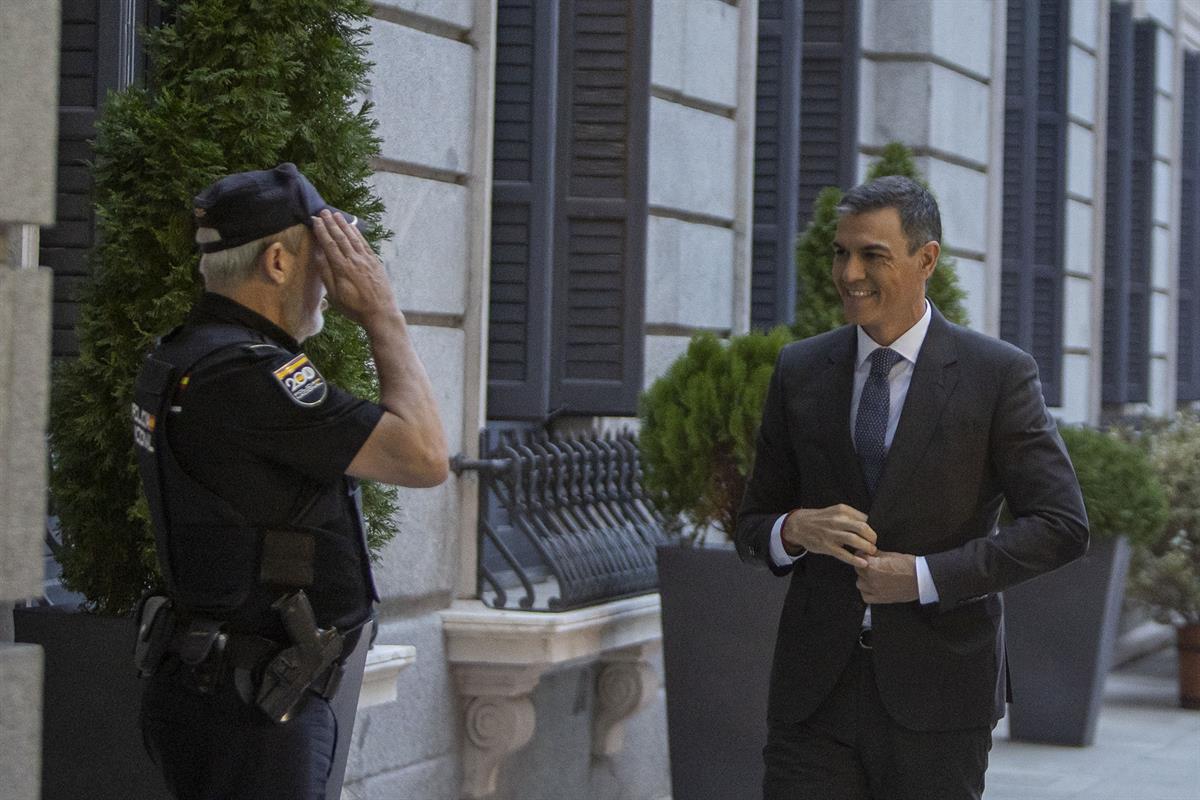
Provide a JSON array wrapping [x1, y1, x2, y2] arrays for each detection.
[[13, 607, 171, 800], [658, 544, 789, 800], [12, 605, 367, 800], [1004, 535, 1132, 746]]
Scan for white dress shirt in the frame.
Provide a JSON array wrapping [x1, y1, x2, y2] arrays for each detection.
[[769, 301, 940, 616]]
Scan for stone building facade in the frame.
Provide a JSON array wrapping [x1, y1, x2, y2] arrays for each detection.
[[12, 1, 1200, 799]]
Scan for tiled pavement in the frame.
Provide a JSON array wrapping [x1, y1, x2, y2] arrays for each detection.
[[987, 647, 1200, 800]]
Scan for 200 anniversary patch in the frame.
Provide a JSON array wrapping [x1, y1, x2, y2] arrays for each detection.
[[273, 353, 328, 406]]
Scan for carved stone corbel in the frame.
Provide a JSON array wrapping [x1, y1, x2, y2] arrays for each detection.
[[454, 664, 544, 799], [592, 645, 658, 757]]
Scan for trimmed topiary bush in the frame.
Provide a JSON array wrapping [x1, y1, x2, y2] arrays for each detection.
[[638, 327, 793, 541], [49, 0, 397, 615], [793, 142, 968, 339], [1056, 425, 1167, 546], [1130, 414, 1200, 626]]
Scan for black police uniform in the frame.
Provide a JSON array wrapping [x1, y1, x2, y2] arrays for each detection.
[[134, 292, 383, 800]]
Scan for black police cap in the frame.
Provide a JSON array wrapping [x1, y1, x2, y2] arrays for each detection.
[[193, 162, 363, 253]]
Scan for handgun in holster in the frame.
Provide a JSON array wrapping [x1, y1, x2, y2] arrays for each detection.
[[255, 590, 344, 724]]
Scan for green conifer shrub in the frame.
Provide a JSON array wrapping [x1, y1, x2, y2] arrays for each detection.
[[1056, 426, 1166, 546], [793, 142, 968, 339], [638, 328, 793, 540], [49, 0, 397, 614]]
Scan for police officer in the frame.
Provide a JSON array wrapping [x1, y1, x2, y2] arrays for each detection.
[[131, 163, 447, 799]]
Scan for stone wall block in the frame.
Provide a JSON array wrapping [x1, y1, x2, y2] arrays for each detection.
[[1067, 123, 1095, 200], [373, 0, 473, 31], [930, 67, 989, 165], [1069, 47, 1097, 125], [930, 0, 993, 78], [920, 159, 988, 255], [1070, 0, 1100, 50], [346, 613, 460, 780], [373, 326, 464, 604], [350, 752, 461, 800], [1060, 354, 1093, 423], [648, 100, 737, 221], [368, 20, 475, 174], [867, 62, 931, 149], [862, 0, 932, 53], [1065, 198, 1095, 277], [0, 1, 60, 224], [651, 0, 739, 107], [1064, 276, 1093, 350], [643, 335, 691, 390], [645, 217, 733, 329], [0, 268, 52, 601], [0, 644, 42, 800], [372, 172, 469, 317]]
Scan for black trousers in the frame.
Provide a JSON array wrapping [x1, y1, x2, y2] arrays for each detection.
[[763, 646, 992, 800], [140, 674, 337, 800]]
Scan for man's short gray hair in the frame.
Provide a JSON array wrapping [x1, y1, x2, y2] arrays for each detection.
[[836, 175, 941, 255], [196, 224, 308, 287]]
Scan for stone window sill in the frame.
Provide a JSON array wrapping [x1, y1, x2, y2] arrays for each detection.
[[439, 593, 663, 799], [358, 644, 417, 710]]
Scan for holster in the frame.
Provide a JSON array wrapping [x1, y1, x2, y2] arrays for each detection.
[[255, 590, 345, 724], [133, 595, 175, 678]]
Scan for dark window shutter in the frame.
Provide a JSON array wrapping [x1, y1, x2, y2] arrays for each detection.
[[1179, 52, 1200, 401], [548, 0, 649, 417], [1000, 0, 1066, 406], [1103, 3, 1134, 403], [797, 0, 860, 230], [488, 0, 558, 419], [751, 0, 802, 330], [1104, 13, 1155, 404], [42, 0, 158, 358]]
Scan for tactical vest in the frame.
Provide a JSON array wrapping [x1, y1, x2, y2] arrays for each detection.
[[132, 322, 377, 635]]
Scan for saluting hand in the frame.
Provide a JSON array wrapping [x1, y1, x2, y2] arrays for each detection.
[[311, 209, 399, 327], [782, 504, 878, 569]]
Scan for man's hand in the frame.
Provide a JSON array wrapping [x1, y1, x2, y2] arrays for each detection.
[[855, 551, 919, 603], [311, 210, 399, 327], [782, 504, 877, 568]]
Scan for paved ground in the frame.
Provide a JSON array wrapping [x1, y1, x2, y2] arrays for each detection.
[[987, 647, 1200, 799]]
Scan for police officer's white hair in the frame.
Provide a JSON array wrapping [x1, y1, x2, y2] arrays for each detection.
[[195, 224, 309, 287]]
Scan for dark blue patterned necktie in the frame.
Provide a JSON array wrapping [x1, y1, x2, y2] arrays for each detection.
[[855, 347, 904, 495]]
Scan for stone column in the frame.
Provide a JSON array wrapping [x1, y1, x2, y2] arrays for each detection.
[[0, 2, 62, 799]]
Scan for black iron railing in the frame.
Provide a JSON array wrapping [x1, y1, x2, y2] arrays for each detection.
[[452, 429, 668, 611]]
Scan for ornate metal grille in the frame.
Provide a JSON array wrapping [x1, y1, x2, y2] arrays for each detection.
[[453, 429, 668, 611]]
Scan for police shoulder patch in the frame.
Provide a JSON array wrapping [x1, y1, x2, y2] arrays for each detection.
[[272, 353, 327, 407]]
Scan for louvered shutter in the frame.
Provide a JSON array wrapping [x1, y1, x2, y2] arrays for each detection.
[[42, 0, 159, 358], [1179, 53, 1200, 401], [751, 0, 802, 330], [797, 0, 860, 230], [1125, 20, 1156, 402], [1103, 3, 1134, 403], [488, 0, 558, 420], [548, 0, 649, 416], [1000, 0, 1066, 406]]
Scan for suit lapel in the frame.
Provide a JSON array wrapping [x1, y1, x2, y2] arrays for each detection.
[[870, 307, 960, 524], [820, 329, 870, 510]]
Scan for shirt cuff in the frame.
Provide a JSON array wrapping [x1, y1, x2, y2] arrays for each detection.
[[769, 513, 806, 567], [915, 556, 939, 605]]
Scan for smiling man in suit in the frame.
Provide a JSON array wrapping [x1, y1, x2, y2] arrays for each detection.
[[735, 175, 1089, 799]]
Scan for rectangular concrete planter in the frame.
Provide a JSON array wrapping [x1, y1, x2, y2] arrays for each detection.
[[12, 607, 171, 800], [1003, 535, 1132, 746], [657, 544, 789, 800], [13, 605, 367, 800]]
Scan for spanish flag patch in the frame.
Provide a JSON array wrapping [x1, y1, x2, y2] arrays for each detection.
[[272, 353, 327, 407]]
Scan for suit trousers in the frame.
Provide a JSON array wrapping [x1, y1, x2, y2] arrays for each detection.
[[763, 645, 991, 800], [141, 672, 337, 800]]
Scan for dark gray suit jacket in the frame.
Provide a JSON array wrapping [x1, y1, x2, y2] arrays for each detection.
[[735, 305, 1089, 731]]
